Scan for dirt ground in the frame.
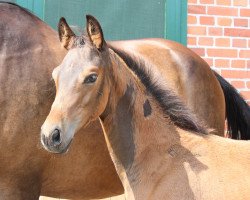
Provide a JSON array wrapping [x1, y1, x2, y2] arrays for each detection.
[[39, 194, 126, 200]]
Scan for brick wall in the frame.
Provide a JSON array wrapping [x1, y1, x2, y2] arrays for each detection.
[[187, 0, 250, 103]]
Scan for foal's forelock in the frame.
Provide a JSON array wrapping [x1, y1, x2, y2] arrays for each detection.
[[73, 36, 86, 48], [68, 32, 92, 49]]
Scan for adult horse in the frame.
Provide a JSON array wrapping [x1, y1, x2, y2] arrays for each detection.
[[0, 2, 122, 200], [1, 2, 249, 200], [41, 15, 250, 200]]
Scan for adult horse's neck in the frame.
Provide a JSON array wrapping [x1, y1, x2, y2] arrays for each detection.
[[99, 49, 207, 199]]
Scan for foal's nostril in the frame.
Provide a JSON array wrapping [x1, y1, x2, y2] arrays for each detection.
[[51, 128, 61, 146]]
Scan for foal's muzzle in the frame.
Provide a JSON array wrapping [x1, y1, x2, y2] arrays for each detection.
[[41, 128, 68, 154]]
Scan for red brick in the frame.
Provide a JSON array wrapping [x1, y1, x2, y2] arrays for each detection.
[[207, 6, 238, 16], [240, 91, 250, 100], [208, 27, 223, 36], [231, 60, 246, 68], [188, 5, 206, 14], [248, 60, 250, 69], [240, 9, 250, 17], [225, 28, 250, 37], [239, 50, 250, 58], [190, 48, 205, 56], [215, 38, 230, 47], [221, 70, 250, 79], [234, 19, 248, 27], [232, 39, 247, 48], [188, 26, 207, 35], [188, 37, 197, 45], [234, 0, 248, 6], [230, 81, 245, 89], [200, 16, 215, 25], [200, 0, 214, 3], [248, 40, 250, 48], [217, 17, 232, 26], [188, 0, 197, 3], [247, 81, 250, 89], [204, 58, 214, 66], [207, 49, 237, 57], [215, 59, 230, 67], [216, 0, 231, 6], [199, 37, 214, 46], [188, 15, 197, 24]]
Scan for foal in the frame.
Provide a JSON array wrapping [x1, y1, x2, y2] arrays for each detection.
[[42, 16, 250, 200]]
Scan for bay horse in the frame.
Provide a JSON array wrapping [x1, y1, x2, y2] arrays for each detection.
[[1, 2, 249, 199], [41, 15, 250, 200], [0, 2, 122, 199]]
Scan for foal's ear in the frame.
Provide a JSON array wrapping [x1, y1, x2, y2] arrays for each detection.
[[58, 17, 75, 50], [86, 15, 105, 50]]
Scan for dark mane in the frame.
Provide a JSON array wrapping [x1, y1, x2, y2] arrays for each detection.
[[109, 46, 207, 134]]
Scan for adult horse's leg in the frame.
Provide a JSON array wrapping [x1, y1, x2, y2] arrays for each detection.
[[214, 72, 250, 139]]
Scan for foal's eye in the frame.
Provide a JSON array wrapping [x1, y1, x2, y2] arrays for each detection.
[[83, 73, 98, 84]]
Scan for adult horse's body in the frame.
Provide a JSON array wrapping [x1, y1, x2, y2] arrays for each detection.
[[1, 2, 249, 200], [41, 15, 250, 200], [0, 3, 122, 199]]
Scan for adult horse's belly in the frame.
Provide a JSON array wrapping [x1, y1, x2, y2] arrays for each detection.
[[109, 39, 225, 135]]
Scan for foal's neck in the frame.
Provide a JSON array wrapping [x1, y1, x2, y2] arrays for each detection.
[[100, 50, 204, 199]]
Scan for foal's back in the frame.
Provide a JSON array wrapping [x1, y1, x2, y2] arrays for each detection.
[[174, 132, 250, 200], [109, 39, 225, 135]]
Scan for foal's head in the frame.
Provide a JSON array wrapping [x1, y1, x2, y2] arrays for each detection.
[[41, 15, 111, 153]]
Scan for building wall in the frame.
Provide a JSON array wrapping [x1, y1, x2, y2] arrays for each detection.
[[9, 0, 187, 44], [187, 0, 250, 103]]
